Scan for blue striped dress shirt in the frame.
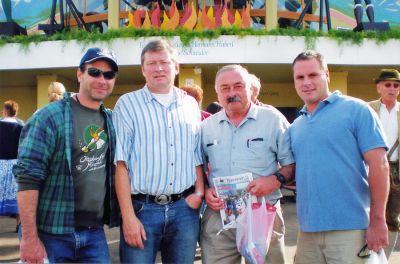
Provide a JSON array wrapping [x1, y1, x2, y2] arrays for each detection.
[[113, 86, 203, 195]]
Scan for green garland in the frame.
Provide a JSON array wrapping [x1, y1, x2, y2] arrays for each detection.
[[1, 27, 400, 49]]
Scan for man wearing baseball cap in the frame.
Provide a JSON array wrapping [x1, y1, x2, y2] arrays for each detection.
[[369, 69, 400, 260], [13, 47, 120, 263]]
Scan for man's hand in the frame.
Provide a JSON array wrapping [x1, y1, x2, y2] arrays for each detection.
[[205, 187, 224, 211], [364, 148, 389, 252], [366, 222, 389, 252], [19, 235, 47, 263], [116, 161, 147, 249], [185, 193, 203, 209], [122, 215, 147, 249], [366, 218, 389, 252], [246, 175, 281, 197]]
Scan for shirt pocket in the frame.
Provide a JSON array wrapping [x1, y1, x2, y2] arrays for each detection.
[[245, 138, 270, 167], [247, 138, 265, 153]]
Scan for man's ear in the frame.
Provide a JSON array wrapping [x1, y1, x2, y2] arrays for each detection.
[[141, 66, 145, 77], [376, 83, 382, 96], [325, 70, 330, 83], [175, 63, 180, 75], [77, 68, 83, 83]]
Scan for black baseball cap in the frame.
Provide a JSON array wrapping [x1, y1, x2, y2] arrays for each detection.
[[79, 47, 118, 72]]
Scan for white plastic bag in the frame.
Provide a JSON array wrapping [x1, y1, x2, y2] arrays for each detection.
[[367, 249, 388, 264], [236, 195, 276, 264]]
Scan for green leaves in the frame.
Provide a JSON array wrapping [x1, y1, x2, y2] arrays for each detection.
[[1, 27, 399, 49]]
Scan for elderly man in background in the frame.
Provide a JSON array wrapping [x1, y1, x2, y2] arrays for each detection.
[[369, 69, 400, 259]]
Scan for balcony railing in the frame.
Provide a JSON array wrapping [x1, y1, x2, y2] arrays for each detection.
[[62, 0, 327, 32]]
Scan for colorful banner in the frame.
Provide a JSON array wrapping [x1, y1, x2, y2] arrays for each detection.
[[0, 0, 399, 31]]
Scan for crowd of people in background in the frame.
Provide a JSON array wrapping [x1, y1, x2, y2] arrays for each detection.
[[0, 40, 399, 264]]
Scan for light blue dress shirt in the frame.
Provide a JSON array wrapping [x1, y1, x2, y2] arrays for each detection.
[[202, 104, 295, 201], [113, 86, 203, 195]]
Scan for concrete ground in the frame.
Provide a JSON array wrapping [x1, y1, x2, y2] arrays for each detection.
[[1, 194, 399, 263]]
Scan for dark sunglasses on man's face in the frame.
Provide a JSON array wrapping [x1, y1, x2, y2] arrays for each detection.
[[87, 68, 117, 80], [357, 244, 371, 259], [383, 82, 400, 89]]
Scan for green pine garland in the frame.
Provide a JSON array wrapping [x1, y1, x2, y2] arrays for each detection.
[[1, 27, 400, 50]]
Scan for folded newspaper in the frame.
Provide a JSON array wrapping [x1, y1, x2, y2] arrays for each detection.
[[213, 173, 256, 229]]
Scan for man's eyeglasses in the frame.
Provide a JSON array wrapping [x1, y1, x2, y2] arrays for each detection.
[[87, 68, 117, 80], [383, 82, 400, 89], [357, 244, 371, 259]]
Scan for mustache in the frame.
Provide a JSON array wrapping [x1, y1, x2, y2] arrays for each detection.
[[227, 96, 241, 103]]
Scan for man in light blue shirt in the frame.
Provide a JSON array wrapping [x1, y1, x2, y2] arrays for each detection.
[[201, 64, 295, 264], [290, 50, 389, 263], [113, 39, 204, 264]]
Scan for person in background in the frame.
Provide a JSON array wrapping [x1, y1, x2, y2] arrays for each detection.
[[180, 84, 211, 120], [354, 0, 374, 25], [13, 47, 120, 263], [249, 73, 272, 107], [48, 82, 66, 103], [290, 50, 389, 264], [113, 39, 204, 264], [206, 101, 223, 114], [0, 100, 23, 230], [368, 69, 400, 259], [201, 64, 295, 264]]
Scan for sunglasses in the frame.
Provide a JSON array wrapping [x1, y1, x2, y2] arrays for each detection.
[[87, 68, 117, 80], [357, 244, 371, 259], [383, 82, 400, 88]]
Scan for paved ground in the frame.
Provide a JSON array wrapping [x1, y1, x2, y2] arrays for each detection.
[[1, 194, 399, 263]]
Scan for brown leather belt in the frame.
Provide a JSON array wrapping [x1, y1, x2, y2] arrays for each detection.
[[132, 186, 195, 205]]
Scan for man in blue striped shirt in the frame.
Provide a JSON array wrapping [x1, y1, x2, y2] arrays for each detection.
[[113, 39, 204, 264]]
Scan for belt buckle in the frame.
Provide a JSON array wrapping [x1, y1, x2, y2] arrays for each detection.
[[154, 194, 171, 205]]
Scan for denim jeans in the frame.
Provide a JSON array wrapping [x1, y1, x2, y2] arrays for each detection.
[[120, 198, 200, 264], [38, 227, 111, 263]]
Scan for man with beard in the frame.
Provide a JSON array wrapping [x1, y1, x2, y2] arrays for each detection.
[[13, 47, 120, 263]]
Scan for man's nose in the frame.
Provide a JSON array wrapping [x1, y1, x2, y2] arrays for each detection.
[[153, 63, 164, 71], [228, 88, 237, 96], [303, 77, 313, 85]]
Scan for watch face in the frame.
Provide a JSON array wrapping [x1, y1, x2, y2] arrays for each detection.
[[275, 173, 286, 184]]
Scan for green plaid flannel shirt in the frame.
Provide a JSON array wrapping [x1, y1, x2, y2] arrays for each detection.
[[13, 93, 119, 234]]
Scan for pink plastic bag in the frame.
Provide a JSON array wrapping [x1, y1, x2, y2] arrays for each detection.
[[236, 196, 277, 264]]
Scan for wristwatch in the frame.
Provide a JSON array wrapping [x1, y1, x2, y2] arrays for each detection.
[[194, 191, 204, 198], [274, 172, 286, 185]]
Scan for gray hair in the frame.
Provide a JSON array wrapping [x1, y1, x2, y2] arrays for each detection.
[[215, 64, 251, 91], [248, 73, 261, 95]]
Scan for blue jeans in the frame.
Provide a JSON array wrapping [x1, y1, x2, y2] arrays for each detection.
[[120, 198, 200, 264], [38, 227, 111, 263]]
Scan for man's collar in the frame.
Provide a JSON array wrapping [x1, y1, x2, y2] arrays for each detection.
[[217, 103, 258, 123], [379, 99, 400, 112], [299, 90, 340, 115], [143, 85, 183, 105]]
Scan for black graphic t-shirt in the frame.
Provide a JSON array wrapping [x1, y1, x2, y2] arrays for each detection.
[[71, 98, 108, 228]]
